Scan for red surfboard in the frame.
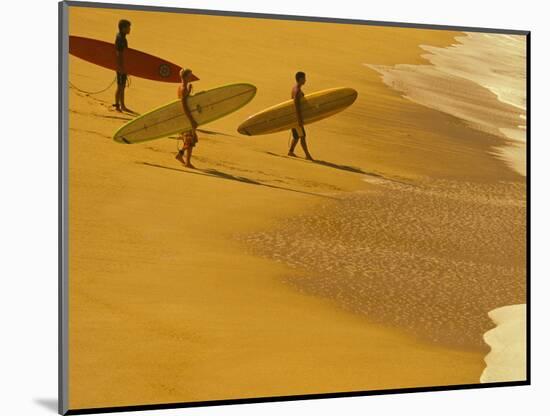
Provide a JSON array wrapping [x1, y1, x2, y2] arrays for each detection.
[[69, 36, 198, 83]]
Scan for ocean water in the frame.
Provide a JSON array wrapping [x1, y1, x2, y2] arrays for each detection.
[[366, 33, 527, 175]]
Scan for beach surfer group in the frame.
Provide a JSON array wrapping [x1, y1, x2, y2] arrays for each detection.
[[114, 19, 313, 169]]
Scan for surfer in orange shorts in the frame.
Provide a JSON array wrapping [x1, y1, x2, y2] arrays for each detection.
[[175, 68, 199, 168], [114, 19, 132, 113], [288, 71, 313, 161]]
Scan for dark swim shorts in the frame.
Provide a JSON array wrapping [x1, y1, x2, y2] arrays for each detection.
[[291, 125, 306, 140], [116, 72, 128, 87]]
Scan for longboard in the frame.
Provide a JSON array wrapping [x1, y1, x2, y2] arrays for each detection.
[[69, 35, 198, 83], [238, 87, 358, 136], [113, 84, 257, 144]]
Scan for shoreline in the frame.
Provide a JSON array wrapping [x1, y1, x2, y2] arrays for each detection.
[[366, 33, 526, 176]]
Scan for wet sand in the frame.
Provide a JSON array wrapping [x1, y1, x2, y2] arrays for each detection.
[[240, 177, 526, 350], [67, 6, 525, 410]]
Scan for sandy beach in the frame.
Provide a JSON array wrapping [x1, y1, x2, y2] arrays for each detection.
[[67, 6, 526, 410]]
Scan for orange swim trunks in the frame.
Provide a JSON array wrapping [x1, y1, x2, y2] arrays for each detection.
[[180, 130, 198, 148]]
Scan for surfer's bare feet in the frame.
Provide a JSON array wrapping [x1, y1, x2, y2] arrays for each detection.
[[121, 106, 135, 113], [114, 104, 122, 112], [175, 152, 185, 165], [185, 163, 196, 169], [287, 152, 297, 157]]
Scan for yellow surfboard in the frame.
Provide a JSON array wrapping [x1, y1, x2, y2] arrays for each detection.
[[237, 87, 358, 136], [114, 83, 257, 144]]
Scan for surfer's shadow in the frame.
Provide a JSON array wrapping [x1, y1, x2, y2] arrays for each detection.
[[98, 114, 134, 121], [137, 162, 336, 199], [313, 159, 367, 174], [263, 151, 415, 186], [264, 151, 366, 174], [201, 168, 261, 185]]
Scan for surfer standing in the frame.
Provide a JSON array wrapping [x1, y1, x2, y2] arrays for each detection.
[[175, 68, 199, 169], [288, 71, 314, 160], [114, 19, 132, 113]]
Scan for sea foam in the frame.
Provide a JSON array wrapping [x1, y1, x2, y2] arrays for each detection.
[[480, 304, 527, 383], [366, 33, 526, 176]]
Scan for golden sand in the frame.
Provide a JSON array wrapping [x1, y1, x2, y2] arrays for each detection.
[[67, 6, 524, 409]]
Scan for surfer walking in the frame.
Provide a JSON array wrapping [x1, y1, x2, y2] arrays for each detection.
[[114, 19, 132, 113], [175, 68, 199, 169], [288, 71, 314, 161]]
